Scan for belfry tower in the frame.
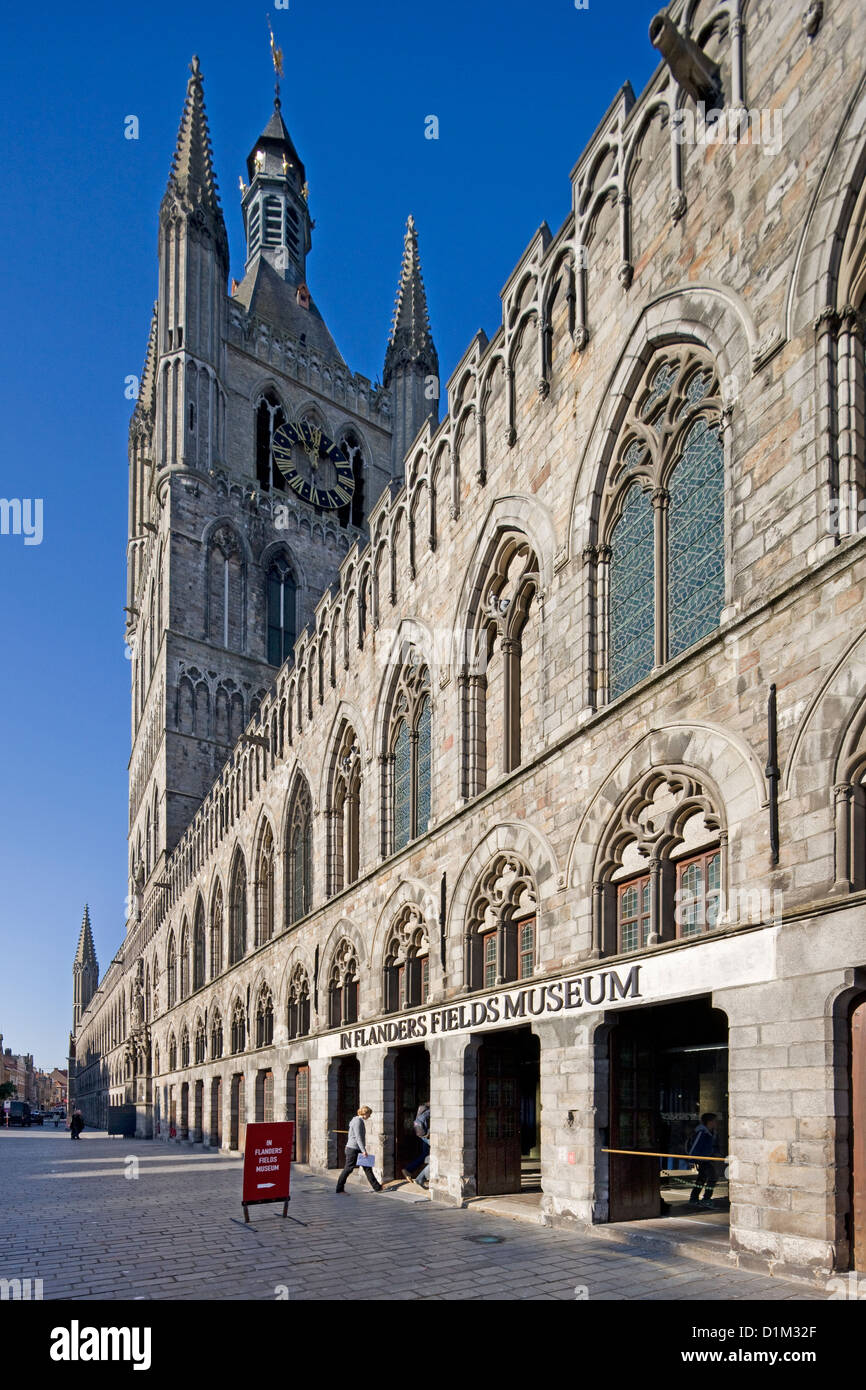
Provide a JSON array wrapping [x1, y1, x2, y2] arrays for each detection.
[[122, 55, 438, 938], [72, 905, 98, 1032]]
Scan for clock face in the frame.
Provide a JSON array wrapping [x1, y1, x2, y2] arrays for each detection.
[[271, 420, 355, 510]]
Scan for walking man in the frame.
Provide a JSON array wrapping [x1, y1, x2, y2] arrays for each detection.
[[335, 1105, 383, 1193], [688, 1112, 719, 1207]]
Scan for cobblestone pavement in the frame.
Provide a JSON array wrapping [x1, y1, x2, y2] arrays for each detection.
[[0, 1131, 829, 1302]]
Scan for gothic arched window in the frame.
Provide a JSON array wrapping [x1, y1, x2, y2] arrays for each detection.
[[256, 822, 275, 946], [194, 1019, 206, 1065], [466, 855, 537, 990], [386, 656, 433, 855], [383, 909, 430, 1013], [266, 557, 297, 667], [230, 1000, 246, 1055], [193, 900, 206, 991], [180, 1026, 190, 1068], [166, 933, 177, 1009], [592, 769, 725, 957], [255, 390, 287, 493], [211, 1010, 223, 1060], [328, 942, 359, 1029], [328, 723, 361, 895], [287, 965, 311, 1039], [179, 920, 190, 1000], [598, 351, 725, 702], [256, 987, 274, 1048], [228, 853, 247, 965], [286, 776, 313, 924], [460, 538, 539, 798], [210, 882, 223, 979], [168, 1033, 177, 1071], [207, 525, 245, 651]]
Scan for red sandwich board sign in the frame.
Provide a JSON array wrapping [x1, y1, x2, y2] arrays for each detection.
[[241, 1121, 294, 1222]]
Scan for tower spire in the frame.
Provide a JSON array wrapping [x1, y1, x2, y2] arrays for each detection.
[[384, 216, 439, 475], [74, 904, 97, 969], [72, 904, 99, 1032], [162, 55, 228, 266]]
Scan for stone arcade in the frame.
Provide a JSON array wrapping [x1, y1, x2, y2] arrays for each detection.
[[70, 0, 866, 1285]]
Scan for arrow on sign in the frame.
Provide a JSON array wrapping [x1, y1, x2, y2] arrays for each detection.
[[257, 1182, 276, 1189]]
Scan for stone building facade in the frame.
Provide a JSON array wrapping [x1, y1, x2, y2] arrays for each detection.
[[71, 0, 866, 1285]]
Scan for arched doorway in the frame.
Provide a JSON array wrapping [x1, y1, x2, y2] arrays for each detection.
[[230, 1073, 246, 1151], [210, 1077, 222, 1148], [193, 1079, 203, 1142], [392, 1044, 430, 1177], [180, 1082, 189, 1140], [294, 1066, 310, 1163], [328, 1055, 359, 1166], [605, 998, 728, 1223], [851, 997, 866, 1271], [476, 1028, 540, 1196]]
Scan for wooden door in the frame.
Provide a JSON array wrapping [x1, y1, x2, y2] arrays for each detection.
[[237, 1074, 246, 1153], [210, 1078, 222, 1148], [295, 1067, 310, 1163], [477, 1037, 521, 1195], [609, 1025, 661, 1222], [337, 1057, 360, 1146], [853, 1000, 866, 1272], [194, 1080, 203, 1141]]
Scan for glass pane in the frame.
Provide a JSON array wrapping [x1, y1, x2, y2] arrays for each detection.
[[641, 362, 677, 419], [416, 697, 431, 834], [609, 484, 655, 699], [393, 721, 411, 851], [668, 421, 724, 659]]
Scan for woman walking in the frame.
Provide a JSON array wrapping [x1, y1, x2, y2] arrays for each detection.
[[335, 1105, 383, 1193]]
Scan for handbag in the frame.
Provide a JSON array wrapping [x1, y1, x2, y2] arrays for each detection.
[[356, 1153, 376, 1167]]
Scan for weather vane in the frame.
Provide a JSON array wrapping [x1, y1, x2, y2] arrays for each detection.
[[267, 17, 284, 107]]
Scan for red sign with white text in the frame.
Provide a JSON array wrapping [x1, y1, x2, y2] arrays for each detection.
[[242, 1122, 294, 1207]]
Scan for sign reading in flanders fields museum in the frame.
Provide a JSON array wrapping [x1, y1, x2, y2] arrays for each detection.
[[241, 1121, 294, 1222]]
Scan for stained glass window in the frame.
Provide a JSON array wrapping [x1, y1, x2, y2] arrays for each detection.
[[417, 697, 431, 834], [618, 875, 651, 952], [623, 439, 646, 473], [641, 362, 676, 419], [393, 720, 411, 852], [677, 371, 712, 416], [668, 420, 724, 660], [608, 484, 655, 698]]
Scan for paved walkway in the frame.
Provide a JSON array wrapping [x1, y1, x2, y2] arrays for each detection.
[[0, 1131, 828, 1301]]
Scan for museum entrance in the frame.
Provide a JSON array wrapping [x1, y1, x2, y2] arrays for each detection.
[[393, 1044, 430, 1175], [607, 998, 728, 1223], [329, 1055, 360, 1166], [294, 1066, 310, 1164], [476, 1027, 540, 1196]]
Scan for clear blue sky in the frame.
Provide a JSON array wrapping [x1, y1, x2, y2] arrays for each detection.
[[0, 0, 661, 1070]]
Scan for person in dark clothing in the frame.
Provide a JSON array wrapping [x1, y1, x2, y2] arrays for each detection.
[[688, 1112, 719, 1206], [335, 1106, 383, 1193], [401, 1102, 430, 1183], [69, 1110, 85, 1141]]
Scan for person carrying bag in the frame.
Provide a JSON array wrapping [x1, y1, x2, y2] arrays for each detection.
[[335, 1106, 385, 1193]]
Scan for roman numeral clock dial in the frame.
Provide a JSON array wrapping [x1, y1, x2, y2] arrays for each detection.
[[271, 420, 355, 511]]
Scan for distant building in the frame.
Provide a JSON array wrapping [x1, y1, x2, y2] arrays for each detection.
[[0, 1036, 35, 1103]]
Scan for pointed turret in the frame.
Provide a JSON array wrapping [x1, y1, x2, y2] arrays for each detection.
[[73, 905, 99, 1032], [384, 216, 439, 476], [241, 99, 312, 285], [154, 57, 227, 469], [161, 55, 228, 266]]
